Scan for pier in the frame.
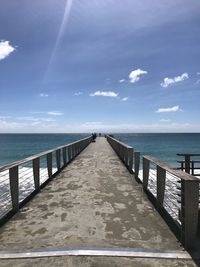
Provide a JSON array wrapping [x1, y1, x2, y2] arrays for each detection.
[[0, 136, 199, 266]]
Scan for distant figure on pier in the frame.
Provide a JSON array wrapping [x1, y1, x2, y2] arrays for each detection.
[[92, 133, 97, 142]]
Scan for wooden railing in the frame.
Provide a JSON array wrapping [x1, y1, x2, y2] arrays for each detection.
[[106, 135, 136, 173], [0, 136, 92, 223], [106, 135, 200, 249], [177, 153, 200, 176], [142, 156, 200, 249], [106, 135, 140, 177]]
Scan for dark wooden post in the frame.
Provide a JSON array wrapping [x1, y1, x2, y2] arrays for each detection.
[[33, 158, 40, 191], [181, 179, 199, 249], [56, 149, 61, 171], [134, 152, 140, 179], [128, 148, 133, 173], [9, 166, 19, 212], [185, 155, 190, 174], [143, 158, 150, 191], [63, 147, 67, 166], [47, 153, 52, 178], [156, 166, 166, 210]]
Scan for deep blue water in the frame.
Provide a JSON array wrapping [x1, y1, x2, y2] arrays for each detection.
[[0, 133, 200, 168], [0, 134, 88, 167], [113, 133, 200, 167]]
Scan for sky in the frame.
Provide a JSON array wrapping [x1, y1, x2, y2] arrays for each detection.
[[0, 0, 200, 133]]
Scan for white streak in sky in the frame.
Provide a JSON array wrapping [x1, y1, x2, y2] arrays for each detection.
[[43, 0, 73, 81]]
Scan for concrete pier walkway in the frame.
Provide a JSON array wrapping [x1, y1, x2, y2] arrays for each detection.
[[0, 138, 198, 266]]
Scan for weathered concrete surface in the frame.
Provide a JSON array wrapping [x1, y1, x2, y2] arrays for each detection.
[[0, 256, 199, 267], [0, 138, 198, 266]]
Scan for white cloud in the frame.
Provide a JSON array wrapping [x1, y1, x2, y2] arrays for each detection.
[[0, 40, 15, 60], [156, 106, 180, 113], [119, 79, 126, 83], [0, 117, 198, 133], [122, 97, 128, 101], [47, 111, 64, 116], [17, 116, 55, 122], [160, 119, 171, 122], [78, 121, 192, 133], [74, 92, 83, 96], [0, 116, 11, 119], [129, 69, 147, 83], [90, 90, 118, 97], [39, 93, 49, 97], [82, 121, 103, 126], [30, 111, 64, 116], [197, 72, 200, 75], [161, 73, 189, 88]]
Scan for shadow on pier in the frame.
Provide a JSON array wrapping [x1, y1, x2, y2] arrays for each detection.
[[0, 137, 199, 266]]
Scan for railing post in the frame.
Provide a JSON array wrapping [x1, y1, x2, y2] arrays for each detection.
[[63, 147, 67, 166], [75, 143, 78, 155], [72, 144, 75, 158], [134, 152, 140, 179], [156, 165, 166, 210], [185, 155, 190, 174], [143, 157, 149, 191], [9, 166, 19, 212], [68, 145, 72, 161], [56, 149, 61, 171], [125, 148, 129, 166], [33, 158, 40, 191], [181, 180, 199, 249], [128, 148, 133, 173], [47, 152, 52, 178]]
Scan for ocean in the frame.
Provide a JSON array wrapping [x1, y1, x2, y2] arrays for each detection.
[[0, 133, 199, 220], [0, 133, 200, 168], [0, 134, 88, 167], [113, 133, 200, 168]]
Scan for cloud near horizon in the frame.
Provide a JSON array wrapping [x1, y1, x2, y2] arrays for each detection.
[[47, 111, 64, 116], [161, 73, 189, 88], [129, 69, 148, 83], [90, 91, 118, 97], [74, 92, 83, 96], [156, 105, 180, 113], [160, 119, 171, 122], [39, 93, 49, 97], [0, 40, 15, 60]]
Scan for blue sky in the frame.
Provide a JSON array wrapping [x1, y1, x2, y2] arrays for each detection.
[[0, 0, 200, 133]]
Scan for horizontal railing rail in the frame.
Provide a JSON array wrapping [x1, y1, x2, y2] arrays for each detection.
[[0, 135, 93, 223], [177, 153, 200, 176], [106, 135, 140, 177], [106, 135, 133, 172], [143, 155, 200, 249]]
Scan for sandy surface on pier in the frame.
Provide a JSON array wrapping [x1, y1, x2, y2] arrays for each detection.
[[0, 138, 198, 266]]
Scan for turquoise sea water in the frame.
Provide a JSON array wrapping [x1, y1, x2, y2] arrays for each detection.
[[0, 133, 200, 168], [0, 134, 88, 167], [113, 133, 200, 167]]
